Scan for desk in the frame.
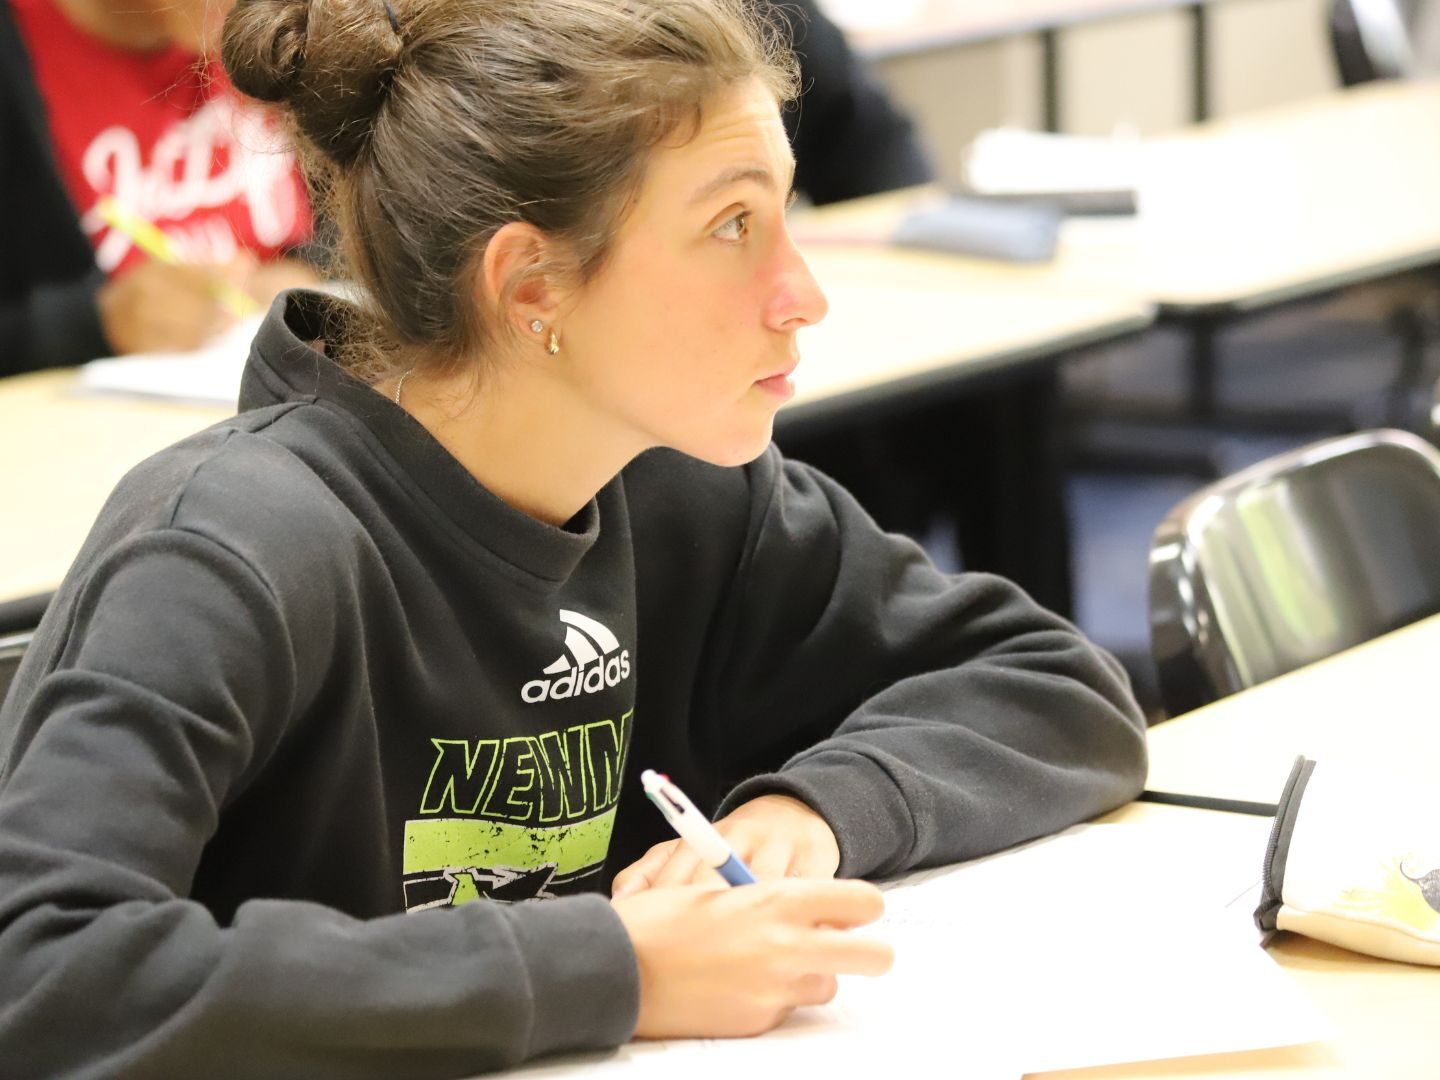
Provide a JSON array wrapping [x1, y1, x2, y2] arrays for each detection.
[[1144, 612, 1440, 805], [1039, 618, 1440, 1080], [1065, 79, 1440, 416], [1063, 80, 1440, 313], [1033, 799, 1440, 1080], [0, 371, 230, 607], [810, 81, 1440, 419], [805, 82, 1440, 313], [790, 244, 1155, 427]]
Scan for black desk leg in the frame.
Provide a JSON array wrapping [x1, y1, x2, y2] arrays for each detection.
[[949, 368, 1074, 618], [1185, 316, 1221, 420], [1190, 3, 1211, 123], [1041, 28, 1063, 134]]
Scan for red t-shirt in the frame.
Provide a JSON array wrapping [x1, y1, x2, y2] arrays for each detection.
[[13, 0, 312, 277]]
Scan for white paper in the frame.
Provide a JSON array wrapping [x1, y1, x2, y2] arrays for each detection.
[[77, 315, 262, 407], [875, 821, 1333, 1073], [501, 819, 1331, 1078], [964, 127, 1144, 194]]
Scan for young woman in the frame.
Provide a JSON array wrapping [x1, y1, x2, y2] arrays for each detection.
[[0, 1, 1148, 1075]]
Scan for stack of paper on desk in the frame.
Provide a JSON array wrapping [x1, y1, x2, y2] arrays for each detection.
[[77, 315, 261, 407], [512, 817, 1332, 1079], [963, 128, 1143, 197]]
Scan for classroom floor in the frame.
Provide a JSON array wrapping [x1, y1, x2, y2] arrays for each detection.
[[1061, 289, 1440, 717]]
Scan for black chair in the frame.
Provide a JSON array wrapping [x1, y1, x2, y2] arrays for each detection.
[[0, 631, 31, 715], [1149, 429, 1440, 717], [1330, 0, 1427, 84], [1431, 372, 1440, 443], [0, 592, 50, 638]]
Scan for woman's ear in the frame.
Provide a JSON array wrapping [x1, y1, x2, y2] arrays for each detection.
[[478, 222, 574, 336]]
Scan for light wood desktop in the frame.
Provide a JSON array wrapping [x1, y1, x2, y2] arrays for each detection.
[[805, 80, 1440, 314], [1040, 801, 1440, 1080], [0, 371, 230, 607], [0, 253, 1151, 607], [1145, 612, 1440, 805], [1039, 616, 1440, 1080], [1061, 78, 1440, 313], [787, 243, 1154, 428]]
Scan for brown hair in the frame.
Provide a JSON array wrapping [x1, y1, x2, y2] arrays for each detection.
[[221, 0, 797, 383]]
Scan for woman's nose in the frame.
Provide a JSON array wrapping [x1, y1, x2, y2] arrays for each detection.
[[766, 236, 829, 331]]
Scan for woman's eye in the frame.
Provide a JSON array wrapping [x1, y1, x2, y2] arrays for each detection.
[[713, 212, 750, 243]]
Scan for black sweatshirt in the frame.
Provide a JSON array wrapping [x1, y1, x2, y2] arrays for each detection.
[[0, 291, 1146, 1078], [0, 0, 112, 374]]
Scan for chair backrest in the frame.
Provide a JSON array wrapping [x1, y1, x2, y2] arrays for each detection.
[[0, 631, 32, 717], [0, 592, 51, 638], [1432, 373, 1440, 446], [1149, 429, 1440, 717], [1329, 0, 1425, 83]]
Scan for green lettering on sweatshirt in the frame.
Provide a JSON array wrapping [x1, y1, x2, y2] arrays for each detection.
[[416, 711, 632, 823], [402, 711, 633, 910]]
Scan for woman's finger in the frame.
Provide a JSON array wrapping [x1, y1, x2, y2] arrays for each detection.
[[611, 840, 681, 897]]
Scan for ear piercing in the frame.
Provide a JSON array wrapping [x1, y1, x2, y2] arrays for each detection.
[[528, 319, 560, 354]]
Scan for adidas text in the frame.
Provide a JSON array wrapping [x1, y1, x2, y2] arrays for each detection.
[[522, 651, 630, 703]]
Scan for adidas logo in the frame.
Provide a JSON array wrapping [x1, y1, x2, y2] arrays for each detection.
[[520, 609, 632, 704]]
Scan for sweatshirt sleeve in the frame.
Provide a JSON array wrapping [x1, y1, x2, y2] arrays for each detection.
[[0, 528, 638, 1079], [709, 448, 1148, 879]]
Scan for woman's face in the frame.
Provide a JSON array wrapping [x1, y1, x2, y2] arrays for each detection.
[[555, 79, 828, 468]]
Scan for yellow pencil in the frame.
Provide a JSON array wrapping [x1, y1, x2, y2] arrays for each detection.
[[95, 196, 259, 318]]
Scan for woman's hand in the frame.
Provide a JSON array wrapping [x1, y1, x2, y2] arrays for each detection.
[[612, 794, 840, 896], [610, 877, 892, 1039], [97, 259, 234, 355], [239, 257, 323, 306]]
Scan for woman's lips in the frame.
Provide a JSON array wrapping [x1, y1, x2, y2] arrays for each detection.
[[755, 363, 797, 399]]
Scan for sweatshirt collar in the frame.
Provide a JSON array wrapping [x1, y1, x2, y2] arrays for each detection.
[[239, 290, 604, 585]]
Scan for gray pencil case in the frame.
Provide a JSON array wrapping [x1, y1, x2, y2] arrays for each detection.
[[890, 197, 1062, 263], [1255, 756, 1440, 965]]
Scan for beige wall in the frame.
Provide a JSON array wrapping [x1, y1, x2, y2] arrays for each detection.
[[868, 0, 1339, 183]]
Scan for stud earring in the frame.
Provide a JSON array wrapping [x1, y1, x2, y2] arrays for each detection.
[[529, 319, 544, 334], [547, 330, 561, 356]]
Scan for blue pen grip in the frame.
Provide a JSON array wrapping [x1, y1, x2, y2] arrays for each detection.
[[715, 854, 757, 887]]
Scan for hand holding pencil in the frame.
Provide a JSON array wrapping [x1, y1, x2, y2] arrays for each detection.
[[93, 197, 266, 356], [613, 785, 841, 895]]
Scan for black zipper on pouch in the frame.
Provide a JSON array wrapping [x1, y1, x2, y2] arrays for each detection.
[[1254, 755, 1317, 934]]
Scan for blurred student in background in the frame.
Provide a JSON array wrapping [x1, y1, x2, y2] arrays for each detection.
[[767, 0, 934, 203], [0, 0, 320, 376]]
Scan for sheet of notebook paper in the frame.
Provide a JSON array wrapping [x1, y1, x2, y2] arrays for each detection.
[[506, 816, 1332, 1078], [77, 314, 261, 407]]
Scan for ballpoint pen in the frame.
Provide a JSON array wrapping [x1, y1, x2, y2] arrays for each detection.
[[640, 769, 757, 886], [94, 196, 260, 319]]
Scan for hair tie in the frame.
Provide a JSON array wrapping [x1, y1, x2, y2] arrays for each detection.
[[380, 0, 401, 35]]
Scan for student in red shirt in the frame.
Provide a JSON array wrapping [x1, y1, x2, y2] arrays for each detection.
[[0, 0, 318, 374]]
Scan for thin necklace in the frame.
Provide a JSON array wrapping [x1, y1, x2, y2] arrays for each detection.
[[393, 368, 415, 406]]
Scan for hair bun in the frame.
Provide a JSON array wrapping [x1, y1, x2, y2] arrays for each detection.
[[222, 0, 404, 166]]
